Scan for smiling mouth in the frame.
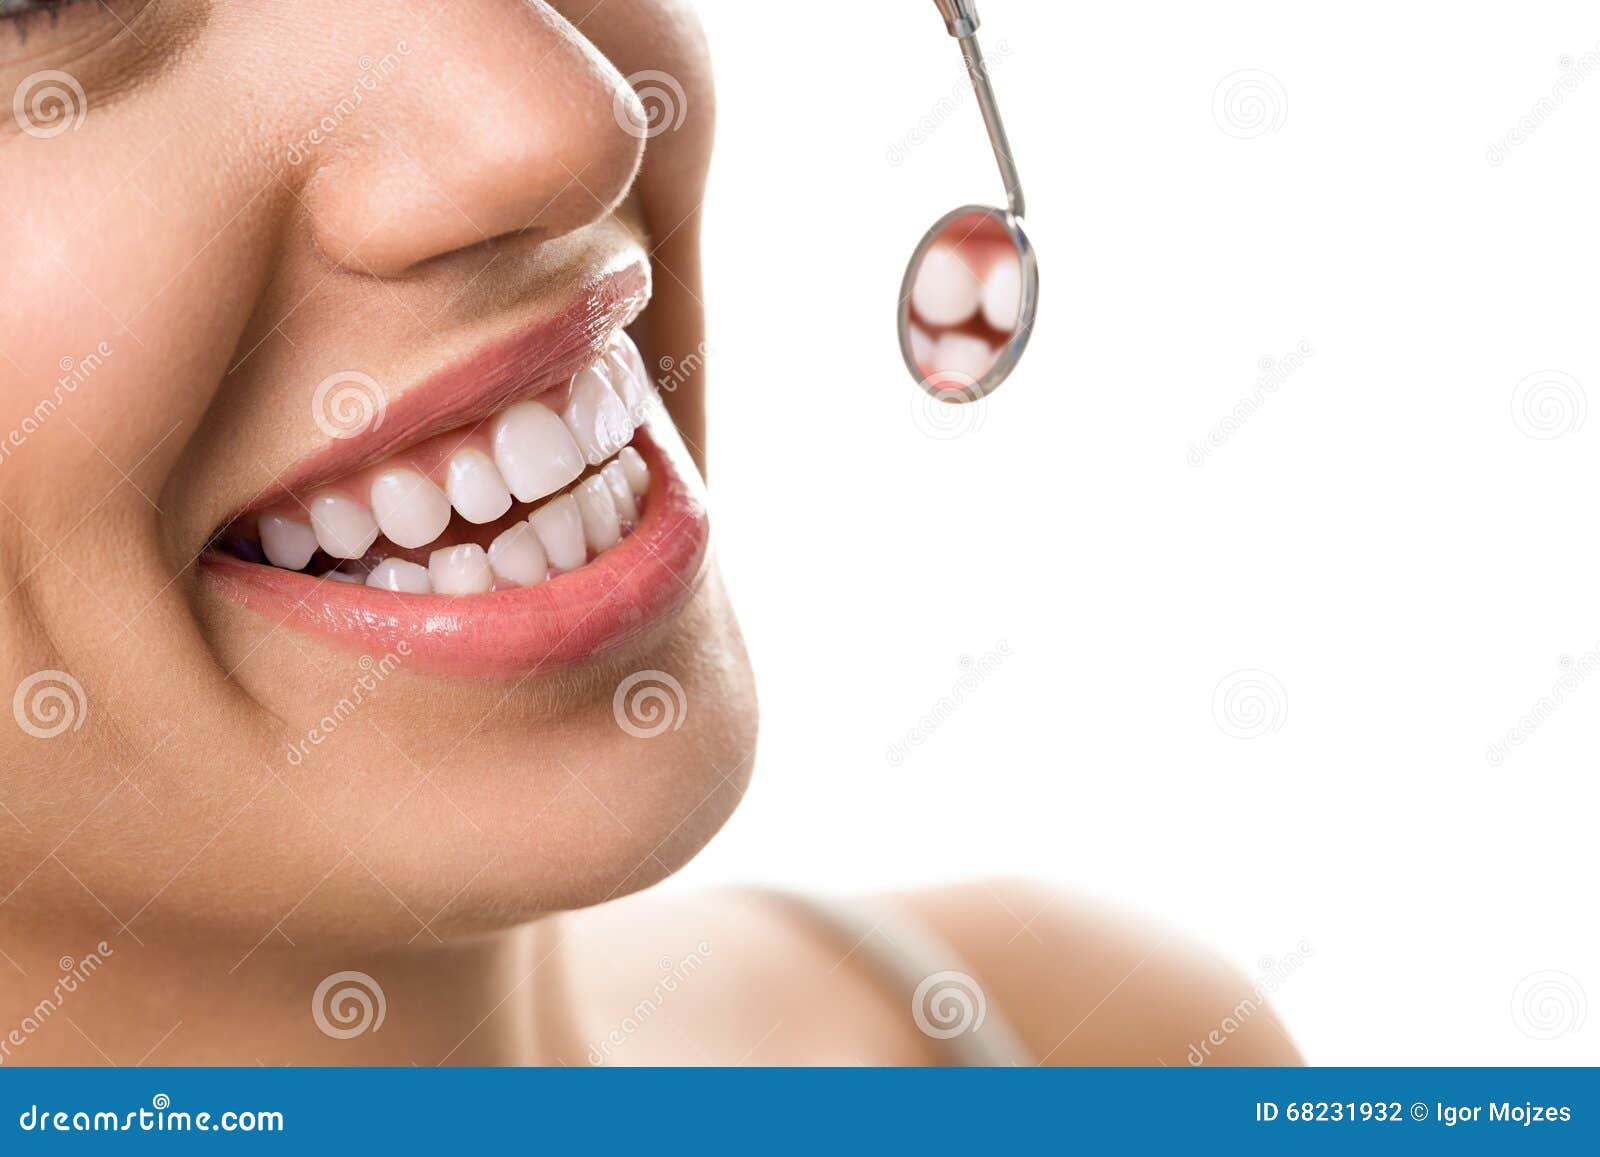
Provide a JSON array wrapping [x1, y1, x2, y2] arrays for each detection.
[[200, 259, 712, 678], [216, 332, 656, 595]]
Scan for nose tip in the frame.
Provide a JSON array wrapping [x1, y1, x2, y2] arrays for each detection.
[[301, 6, 646, 278]]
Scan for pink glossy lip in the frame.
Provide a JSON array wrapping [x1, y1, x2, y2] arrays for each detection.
[[202, 427, 708, 678], [244, 254, 652, 513]]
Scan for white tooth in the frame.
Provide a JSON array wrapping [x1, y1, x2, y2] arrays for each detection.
[[369, 468, 451, 550], [528, 493, 587, 571], [562, 364, 634, 466], [911, 243, 981, 326], [617, 445, 650, 496], [309, 493, 379, 559], [320, 570, 366, 585], [487, 521, 548, 587], [574, 475, 622, 552], [606, 333, 651, 416], [259, 513, 318, 570], [492, 401, 585, 503], [908, 323, 936, 367], [981, 257, 1022, 331], [366, 557, 432, 594], [600, 461, 638, 525], [932, 332, 998, 383], [427, 543, 493, 595], [445, 449, 513, 524]]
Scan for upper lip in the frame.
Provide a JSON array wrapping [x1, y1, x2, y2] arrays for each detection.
[[232, 251, 651, 520]]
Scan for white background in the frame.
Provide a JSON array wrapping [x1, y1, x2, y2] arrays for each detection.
[[676, 2, 1600, 1065]]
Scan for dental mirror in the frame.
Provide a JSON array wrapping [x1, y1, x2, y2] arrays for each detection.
[[900, 1, 1037, 403]]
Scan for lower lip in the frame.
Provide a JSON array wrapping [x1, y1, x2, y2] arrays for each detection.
[[200, 424, 709, 679]]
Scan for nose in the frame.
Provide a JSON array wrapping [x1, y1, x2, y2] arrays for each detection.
[[300, 2, 646, 277]]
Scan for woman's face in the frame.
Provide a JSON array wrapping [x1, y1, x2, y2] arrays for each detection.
[[0, 0, 754, 944]]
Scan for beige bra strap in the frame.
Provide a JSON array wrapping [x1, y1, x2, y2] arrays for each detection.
[[762, 889, 1034, 1066]]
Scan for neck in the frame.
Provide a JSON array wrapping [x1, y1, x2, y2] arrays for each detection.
[[0, 918, 559, 1067]]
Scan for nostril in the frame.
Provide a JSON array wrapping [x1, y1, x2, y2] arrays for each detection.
[[297, 8, 649, 279]]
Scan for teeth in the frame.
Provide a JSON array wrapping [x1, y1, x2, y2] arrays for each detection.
[[309, 492, 379, 559], [931, 332, 997, 383], [370, 468, 451, 549], [259, 513, 318, 570], [908, 323, 935, 368], [617, 446, 650, 496], [911, 244, 981, 326], [528, 492, 586, 571], [981, 258, 1022, 331], [428, 543, 493, 595], [367, 557, 432, 593], [487, 521, 548, 587], [563, 364, 634, 466], [605, 333, 652, 417], [248, 347, 658, 592], [574, 475, 622, 553], [445, 449, 513, 524], [599, 460, 638, 524], [492, 401, 585, 503]]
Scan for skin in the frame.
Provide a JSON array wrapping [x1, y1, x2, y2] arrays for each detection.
[[0, 1, 1299, 1066]]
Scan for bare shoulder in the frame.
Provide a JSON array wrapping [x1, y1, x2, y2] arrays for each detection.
[[896, 877, 1305, 1066], [552, 880, 1303, 1066]]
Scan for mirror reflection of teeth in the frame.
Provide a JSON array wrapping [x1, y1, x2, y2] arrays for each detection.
[[981, 258, 1021, 331], [931, 332, 998, 383], [910, 243, 983, 326], [244, 332, 656, 596]]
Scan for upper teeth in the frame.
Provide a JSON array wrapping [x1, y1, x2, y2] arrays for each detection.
[[253, 332, 656, 593]]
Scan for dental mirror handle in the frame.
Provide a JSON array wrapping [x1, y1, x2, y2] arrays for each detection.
[[931, 0, 1026, 219]]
